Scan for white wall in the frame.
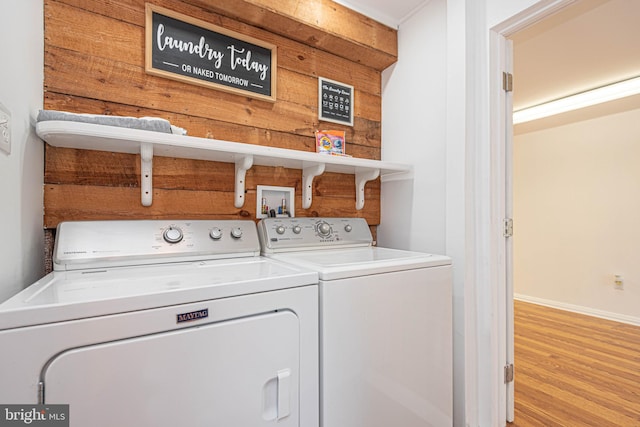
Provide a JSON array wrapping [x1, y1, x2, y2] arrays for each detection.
[[379, 0, 447, 254], [514, 108, 640, 324], [380, 0, 544, 426], [380, 0, 457, 422], [0, 0, 44, 301]]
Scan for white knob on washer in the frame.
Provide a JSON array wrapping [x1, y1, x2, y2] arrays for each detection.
[[344, 224, 352, 232], [318, 222, 331, 236], [209, 227, 222, 240], [163, 227, 183, 243], [231, 227, 243, 239], [276, 225, 286, 235], [293, 225, 302, 234]]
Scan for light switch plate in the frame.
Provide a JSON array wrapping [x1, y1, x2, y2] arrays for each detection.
[[0, 102, 10, 155]]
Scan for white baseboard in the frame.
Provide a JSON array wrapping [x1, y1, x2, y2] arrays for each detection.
[[514, 294, 640, 327]]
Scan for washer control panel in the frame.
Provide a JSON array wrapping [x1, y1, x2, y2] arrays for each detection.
[[53, 220, 260, 270], [258, 217, 372, 253]]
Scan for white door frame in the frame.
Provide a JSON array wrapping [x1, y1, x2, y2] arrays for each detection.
[[487, 0, 576, 425], [505, 37, 515, 422]]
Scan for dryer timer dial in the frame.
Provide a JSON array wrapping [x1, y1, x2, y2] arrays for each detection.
[[163, 226, 183, 243]]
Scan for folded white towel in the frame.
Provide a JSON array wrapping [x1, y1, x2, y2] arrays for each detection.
[[170, 124, 187, 135], [37, 110, 187, 135]]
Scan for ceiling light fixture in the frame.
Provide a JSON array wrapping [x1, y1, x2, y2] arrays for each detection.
[[513, 76, 640, 124]]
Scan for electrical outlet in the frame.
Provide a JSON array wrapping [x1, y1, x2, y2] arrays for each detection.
[[0, 102, 10, 155], [614, 274, 624, 290]]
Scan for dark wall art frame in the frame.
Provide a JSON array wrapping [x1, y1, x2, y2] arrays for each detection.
[[145, 4, 277, 102], [318, 76, 354, 126]]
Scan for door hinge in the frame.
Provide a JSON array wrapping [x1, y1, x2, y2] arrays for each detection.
[[503, 72, 513, 92], [504, 364, 514, 383], [504, 218, 513, 238]]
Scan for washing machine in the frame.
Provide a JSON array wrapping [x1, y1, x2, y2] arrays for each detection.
[[0, 220, 319, 427], [258, 217, 453, 427]]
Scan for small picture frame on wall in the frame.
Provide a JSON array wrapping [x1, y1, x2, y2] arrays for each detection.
[[318, 77, 354, 126]]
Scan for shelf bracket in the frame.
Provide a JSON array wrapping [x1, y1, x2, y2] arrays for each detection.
[[140, 142, 153, 206], [302, 162, 325, 209], [235, 155, 253, 208], [355, 168, 380, 210]]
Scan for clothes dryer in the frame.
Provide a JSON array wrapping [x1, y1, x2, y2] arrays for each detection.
[[0, 220, 319, 427]]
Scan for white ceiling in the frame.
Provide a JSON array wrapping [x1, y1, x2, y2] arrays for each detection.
[[511, 0, 640, 133], [339, 0, 640, 133], [511, 0, 640, 116], [333, 0, 429, 28]]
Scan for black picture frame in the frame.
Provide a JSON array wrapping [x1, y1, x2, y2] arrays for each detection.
[[318, 77, 354, 126], [145, 4, 277, 102]]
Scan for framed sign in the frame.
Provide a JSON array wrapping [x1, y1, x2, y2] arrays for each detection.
[[145, 4, 276, 102], [318, 77, 354, 126]]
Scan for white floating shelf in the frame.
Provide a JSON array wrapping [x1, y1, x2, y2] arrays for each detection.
[[36, 121, 412, 210]]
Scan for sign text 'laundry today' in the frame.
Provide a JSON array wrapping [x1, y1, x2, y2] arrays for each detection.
[[145, 5, 277, 102]]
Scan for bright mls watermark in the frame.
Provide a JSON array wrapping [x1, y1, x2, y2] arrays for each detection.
[[0, 405, 68, 426]]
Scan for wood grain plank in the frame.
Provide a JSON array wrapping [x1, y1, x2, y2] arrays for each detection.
[[45, 145, 379, 196], [44, 47, 310, 131], [49, 0, 397, 71], [44, 47, 381, 144], [189, 0, 398, 70], [42, 0, 386, 245], [44, 182, 380, 229], [43, 94, 382, 158], [509, 300, 640, 427], [46, 0, 384, 96]]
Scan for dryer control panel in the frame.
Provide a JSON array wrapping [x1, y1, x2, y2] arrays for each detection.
[[258, 217, 372, 253], [54, 220, 260, 270]]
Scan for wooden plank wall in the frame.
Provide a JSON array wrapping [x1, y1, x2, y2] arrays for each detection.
[[43, 1, 397, 240]]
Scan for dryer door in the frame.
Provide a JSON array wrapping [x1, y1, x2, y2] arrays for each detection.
[[42, 311, 300, 426]]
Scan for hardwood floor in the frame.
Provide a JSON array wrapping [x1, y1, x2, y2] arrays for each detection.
[[509, 300, 640, 426]]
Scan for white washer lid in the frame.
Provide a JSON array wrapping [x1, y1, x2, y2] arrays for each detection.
[[267, 247, 451, 281], [0, 257, 318, 330]]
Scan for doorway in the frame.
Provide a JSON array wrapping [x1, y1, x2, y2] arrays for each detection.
[[496, 0, 640, 424], [510, 0, 640, 319]]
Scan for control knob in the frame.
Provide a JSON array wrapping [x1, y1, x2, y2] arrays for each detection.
[[209, 227, 223, 240], [344, 224, 353, 232], [230, 227, 243, 239], [276, 225, 286, 235], [163, 226, 183, 243], [317, 222, 331, 237], [292, 225, 302, 234]]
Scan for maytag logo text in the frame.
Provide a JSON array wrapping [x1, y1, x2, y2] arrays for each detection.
[[176, 308, 209, 323]]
